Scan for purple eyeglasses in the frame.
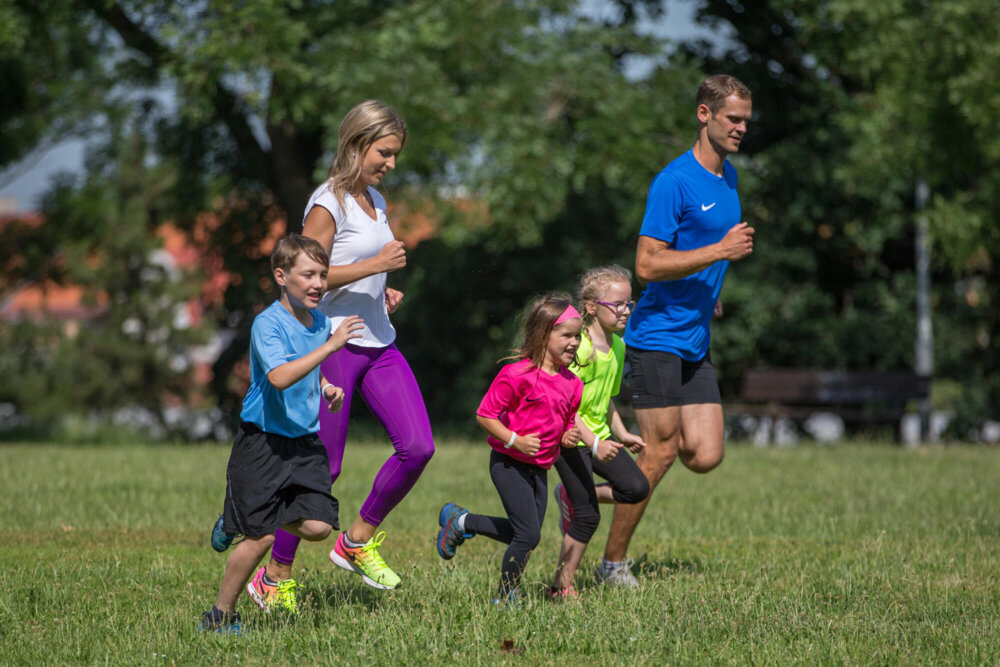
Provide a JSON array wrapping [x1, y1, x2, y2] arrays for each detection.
[[595, 300, 635, 316]]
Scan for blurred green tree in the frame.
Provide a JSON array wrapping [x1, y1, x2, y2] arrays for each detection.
[[0, 131, 210, 432], [680, 0, 998, 431], [1, 0, 701, 427]]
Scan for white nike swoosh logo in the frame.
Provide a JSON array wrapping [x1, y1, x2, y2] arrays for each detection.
[[701, 203, 716, 211]]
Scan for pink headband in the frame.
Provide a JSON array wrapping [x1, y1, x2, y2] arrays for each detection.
[[554, 304, 581, 326]]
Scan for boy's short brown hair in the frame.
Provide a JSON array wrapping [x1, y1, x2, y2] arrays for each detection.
[[271, 233, 330, 273]]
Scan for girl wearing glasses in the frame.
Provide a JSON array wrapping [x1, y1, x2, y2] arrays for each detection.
[[548, 265, 651, 598]]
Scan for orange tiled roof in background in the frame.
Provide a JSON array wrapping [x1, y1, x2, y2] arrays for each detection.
[[0, 195, 477, 323]]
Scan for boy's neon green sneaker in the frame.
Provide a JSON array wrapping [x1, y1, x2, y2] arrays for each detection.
[[246, 566, 302, 613], [329, 531, 401, 590]]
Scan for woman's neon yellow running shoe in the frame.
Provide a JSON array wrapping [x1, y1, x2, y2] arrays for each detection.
[[329, 531, 401, 590]]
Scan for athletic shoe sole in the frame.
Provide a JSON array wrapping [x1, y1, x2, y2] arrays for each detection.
[[211, 515, 232, 552], [246, 581, 271, 612]]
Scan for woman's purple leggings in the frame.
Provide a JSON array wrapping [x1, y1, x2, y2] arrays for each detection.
[[270, 343, 434, 565]]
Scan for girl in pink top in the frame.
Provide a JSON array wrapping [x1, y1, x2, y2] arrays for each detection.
[[434, 293, 595, 607]]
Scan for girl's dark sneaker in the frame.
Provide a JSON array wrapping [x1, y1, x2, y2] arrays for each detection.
[[436, 503, 473, 559], [491, 588, 523, 610]]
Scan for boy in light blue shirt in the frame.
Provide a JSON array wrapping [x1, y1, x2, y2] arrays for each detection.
[[199, 233, 363, 633]]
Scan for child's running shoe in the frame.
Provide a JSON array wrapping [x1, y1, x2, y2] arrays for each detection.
[[246, 566, 302, 613], [546, 584, 580, 601], [210, 515, 241, 553], [198, 607, 243, 635], [436, 502, 474, 559], [595, 558, 639, 588], [554, 483, 574, 536], [491, 588, 523, 610], [330, 531, 401, 590]]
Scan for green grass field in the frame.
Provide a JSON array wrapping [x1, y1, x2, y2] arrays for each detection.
[[1, 439, 997, 664]]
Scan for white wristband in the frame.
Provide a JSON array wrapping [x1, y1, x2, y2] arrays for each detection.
[[505, 431, 517, 449], [321, 384, 335, 400], [592, 436, 600, 456]]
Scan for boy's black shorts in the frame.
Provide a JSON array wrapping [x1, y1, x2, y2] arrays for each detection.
[[626, 347, 721, 409], [222, 421, 339, 537]]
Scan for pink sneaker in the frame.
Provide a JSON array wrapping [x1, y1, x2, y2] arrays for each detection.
[[554, 483, 574, 536], [246, 566, 301, 613], [329, 531, 401, 590], [547, 585, 580, 601]]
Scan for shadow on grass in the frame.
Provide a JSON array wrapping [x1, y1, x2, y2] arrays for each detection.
[[306, 580, 390, 613], [633, 553, 707, 578]]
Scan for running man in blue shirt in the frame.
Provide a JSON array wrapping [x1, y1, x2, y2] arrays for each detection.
[[597, 74, 756, 587]]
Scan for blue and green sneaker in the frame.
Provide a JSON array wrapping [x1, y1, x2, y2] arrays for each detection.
[[210, 515, 239, 553], [436, 502, 473, 560]]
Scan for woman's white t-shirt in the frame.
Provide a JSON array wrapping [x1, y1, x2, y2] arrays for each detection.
[[302, 182, 396, 348]]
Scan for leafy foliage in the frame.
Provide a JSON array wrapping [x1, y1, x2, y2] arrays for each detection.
[[0, 132, 210, 429], [1, 0, 995, 434], [2, 0, 704, 428], [682, 0, 998, 427]]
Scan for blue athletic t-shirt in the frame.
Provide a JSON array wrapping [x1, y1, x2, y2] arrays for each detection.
[[624, 149, 740, 361], [240, 301, 331, 437]]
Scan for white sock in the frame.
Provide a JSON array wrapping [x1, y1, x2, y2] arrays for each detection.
[[344, 532, 366, 549], [602, 558, 621, 570], [457, 513, 467, 532]]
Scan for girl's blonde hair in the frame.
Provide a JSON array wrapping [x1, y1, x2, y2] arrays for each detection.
[[326, 100, 408, 210], [577, 264, 632, 326], [505, 293, 576, 368], [574, 264, 632, 364]]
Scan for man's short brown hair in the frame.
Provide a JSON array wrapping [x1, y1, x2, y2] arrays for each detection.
[[696, 74, 752, 113], [271, 233, 329, 273]]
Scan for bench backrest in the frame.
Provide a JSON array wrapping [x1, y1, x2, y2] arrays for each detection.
[[740, 369, 929, 405]]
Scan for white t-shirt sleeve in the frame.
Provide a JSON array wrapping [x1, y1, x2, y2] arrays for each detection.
[[301, 182, 396, 347]]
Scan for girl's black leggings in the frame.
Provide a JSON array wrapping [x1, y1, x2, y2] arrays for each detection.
[[464, 450, 548, 597], [554, 444, 650, 543]]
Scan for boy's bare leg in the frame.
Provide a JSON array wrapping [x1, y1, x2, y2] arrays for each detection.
[[265, 520, 333, 582], [266, 559, 292, 582], [677, 403, 725, 473], [214, 535, 274, 612]]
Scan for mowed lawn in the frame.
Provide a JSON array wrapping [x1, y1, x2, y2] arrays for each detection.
[[1, 439, 997, 664]]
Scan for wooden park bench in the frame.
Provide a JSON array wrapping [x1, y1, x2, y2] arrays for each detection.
[[730, 368, 930, 441]]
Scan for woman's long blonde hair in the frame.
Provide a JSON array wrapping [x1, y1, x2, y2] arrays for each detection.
[[326, 100, 407, 210]]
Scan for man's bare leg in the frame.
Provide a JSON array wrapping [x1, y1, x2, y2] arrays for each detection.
[[678, 403, 725, 473], [603, 406, 680, 562], [602, 402, 725, 562]]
